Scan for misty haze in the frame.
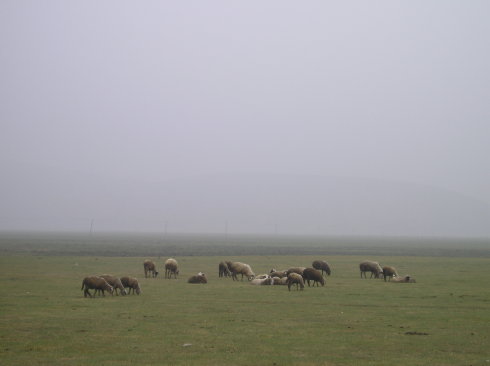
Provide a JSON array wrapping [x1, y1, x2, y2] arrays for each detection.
[[1, 2, 489, 238]]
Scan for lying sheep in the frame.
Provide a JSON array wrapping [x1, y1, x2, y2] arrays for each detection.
[[228, 262, 255, 281], [359, 260, 383, 279], [302, 267, 325, 287], [392, 275, 416, 283], [81, 276, 114, 298], [120, 276, 141, 295], [286, 267, 306, 276], [188, 272, 208, 284], [272, 277, 288, 285], [312, 260, 331, 276], [251, 275, 274, 285], [218, 261, 231, 277], [382, 266, 399, 282], [164, 258, 179, 279], [99, 274, 127, 295], [287, 273, 305, 291], [143, 260, 159, 278]]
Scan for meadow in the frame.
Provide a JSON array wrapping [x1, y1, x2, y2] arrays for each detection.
[[1, 233, 489, 366]]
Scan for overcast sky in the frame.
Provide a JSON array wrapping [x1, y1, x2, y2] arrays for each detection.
[[1, 2, 489, 236]]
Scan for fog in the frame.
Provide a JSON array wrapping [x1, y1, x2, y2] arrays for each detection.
[[1, 2, 489, 237]]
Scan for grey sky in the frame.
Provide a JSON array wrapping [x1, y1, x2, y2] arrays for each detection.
[[1, 2, 489, 236]]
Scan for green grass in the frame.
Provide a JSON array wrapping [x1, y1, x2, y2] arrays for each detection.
[[1, 234, 490, 365]]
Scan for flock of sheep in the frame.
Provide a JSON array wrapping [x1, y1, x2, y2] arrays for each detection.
[[81, 258, 415, 298]]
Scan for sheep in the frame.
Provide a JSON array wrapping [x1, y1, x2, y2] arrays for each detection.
[[286, 273, 305, 291], [269, 269, 288, 278], [392, 275, 416, 283], [143, 260, 159, 278], [188, 272, 208, 284], [218, 261, 232, 277], [164, 258, 179, 279], [382, 266, 399, 282], [81, 276, 114, 298], [99, 274, 127, 295], [272, 277, 288, 285], [302, 267, 325, 287], [251, 275, 274, 285], [286, 267, 306, 276], [228, 262, 255, 281], [359, 261, 383, 279], [120, 276, 142, 295], [312, 260, 331, 276]]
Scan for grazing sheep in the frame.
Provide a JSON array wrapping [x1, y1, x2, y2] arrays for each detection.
[[120, 276, 142, 295], [359, 261, 383, 279], [81, 276, 114, 298], [312, 260, 331, 276], [251, 275, 274, 285], [99, 274, 127, 295], [272, 277, 288, 285], [228, 262, 255, 281], [382, 266, 399, 282], [287, 273, 305, 291], [188, 272, 208, 284], [218, 261, 232, 277], [286, 267, 306, 276], [164, 258, 179, 279], [269, 269, 288, 278], [302, 267, 325, 287], [392, 275, 416, 283], [143, 260, 159, 278]]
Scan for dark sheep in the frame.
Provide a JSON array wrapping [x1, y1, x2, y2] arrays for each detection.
[[359, 261, 383, 279], [164, 258, 179, 279], [143, 260, 159, 278], [218, 261, 231, 277], [382, 266, 399, 282], [286, 273, 305, 291], [312, 260, 331, 276], [188, 272, 208, 284], [120, 276, 141, 295], [81, 276, 114, 298], [302, 267, 325, 287]]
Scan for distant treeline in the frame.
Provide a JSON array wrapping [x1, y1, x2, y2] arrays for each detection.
[[0, 232, 489, 258]]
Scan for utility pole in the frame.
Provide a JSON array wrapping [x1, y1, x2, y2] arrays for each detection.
[[90, 219, 94, 237]]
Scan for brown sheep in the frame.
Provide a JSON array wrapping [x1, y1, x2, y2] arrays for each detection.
[[312, 260, 331, 276], [81, 276, 114, 298], [382, 266, 399, 282], [120, 276, 141, 295], [286, 267, 306, 276], [287, 273, 305, 291], [228, 262, 255, 281], [164, 258, 179, 279], [143, 260, 159, 278], [188, 272, 208, 284], [269, 269, 288, 278], [359, 261, 383, 279], [392, 275, 416, 283], [99, 274, 127, 295], [218, 261, 231, 277], [302, 267, 325, 287]]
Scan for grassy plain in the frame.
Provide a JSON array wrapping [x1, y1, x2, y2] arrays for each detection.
[[0, 233, 489, 366]]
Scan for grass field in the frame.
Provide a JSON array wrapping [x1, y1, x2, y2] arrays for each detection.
[[1, 233, 489, 365]]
